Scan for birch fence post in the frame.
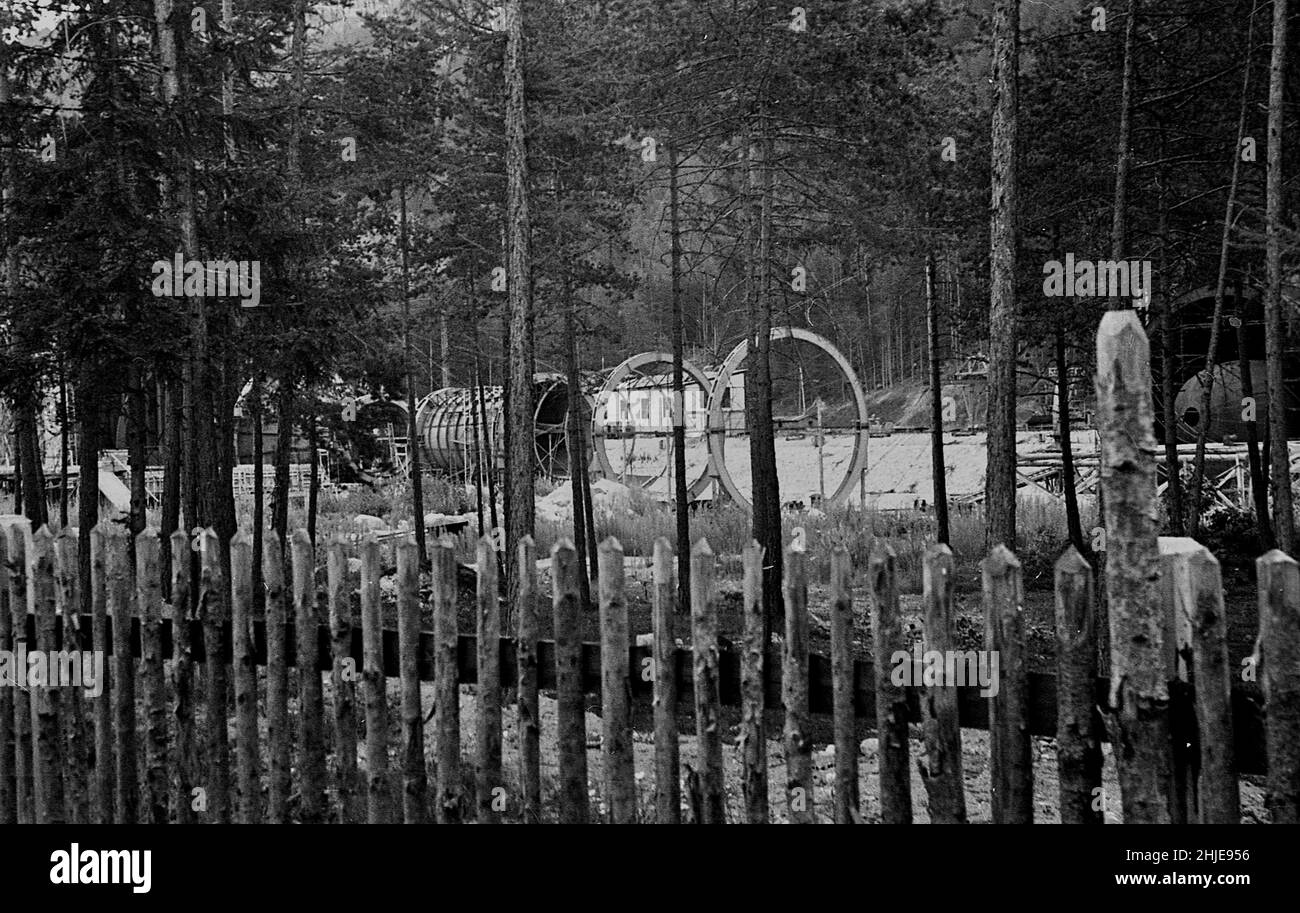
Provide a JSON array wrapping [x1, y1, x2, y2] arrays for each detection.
[[91, 524, 113, 823], [869, 539, 911, 823], [397, 532, 428, 823], [432, 534, 464, 823], [136, 529, 169, 824], [1054, 545, 1102, 824], [783, 540, 814, 824], [552, 539, 588, 824], [264, 531, 291, 823], [1258, 549, 1300, 823], [740, 540, 767, 824], [230, 529, 260, 824], [292, 529, 326, 823], [1188, 547, 1238, 823], [53, 527, 89, 824], [5, 519, 33, 823], [652, 537, 681, 824], [168, 530, 194, 824], [517, 535, 541, 823], [984, 544, 1031, 823], [327, 535, 358, 824], [107, 523, 139, 824], [29, 525, 65, 823], [198, 528, 229, 822], [921, 543, 965, 823], [830, 545, 859, 824], [599, 536, 635, 824], [359, 533, 391, 824], [476, 535, 502, 823], [1096, 310, 1172, 823], [0, 522, 13, 824]]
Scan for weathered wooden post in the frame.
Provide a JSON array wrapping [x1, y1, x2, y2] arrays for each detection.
[[552, 538, 588, 824], [984, 544, 1031, 823], [432, 534, 464, 823], [29, 525, 65, 823], [168, 529, 194, 824], [1054, 545, 1102, 823], [475, 535, 502, 823], [652, 537, 681, 823], [830, 545, 859, 824], [1258, 549, 1300, 823], [783, 540, 814, 824], [264, 531, 291, 824], [869, 539, 911, 824], [398, 532, 428, 823], [921, 543, 965, 823], [0, 523, 13, 825], [108, 523, 139, 824], [292, 529, 326, 823], [327, 536, 358, 824], [1187, 547, 1238, 823], [137, 529, 169, 824], [516, 535, 541, 823], [739, 540, 767, 824], [599, 537, 635, 823], [229, 529, 259, 823], [5, 518, 33, 823], [359, 533, 391, 824], [53, 528, 89, 823], [90, 524, 113, 823], [1096, 309, 1172, 823]]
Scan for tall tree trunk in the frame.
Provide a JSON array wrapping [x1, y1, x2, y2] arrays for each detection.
[[1188, 5, 1256, 537], [747, 121, 783, 642], [306, 406, 319, 544], [927, 249, 949, 544], [1057, 327, 1085, 551], [1237, 281, 1274, 549], [504, 0, 536, 620], [59, 368, 69, 527], [160, 376, 182, 598], [14, 398, 46, 528], [1264, 0, 1293, 552], [251, 378, 264, 608], [1108, 0, 1138, 291], [563, 291, 591, 610], [77, 375, 99, 614], [128, 359, 148, 540], [1157, 155, 1183, 533], [668, 143, 692, 604], [398, 186, 427, 566], [272, 380, 294, 540], [155, 0, 216, 535], [986, 0, 1020, 550]]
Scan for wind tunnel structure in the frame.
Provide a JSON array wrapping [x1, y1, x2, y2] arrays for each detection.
[[415, 376, 573, 479]]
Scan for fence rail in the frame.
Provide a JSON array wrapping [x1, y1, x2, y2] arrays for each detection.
[[0, 311, 1297, 824]]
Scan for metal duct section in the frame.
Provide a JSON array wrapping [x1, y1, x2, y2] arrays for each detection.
[[415, 377, 575, 478]]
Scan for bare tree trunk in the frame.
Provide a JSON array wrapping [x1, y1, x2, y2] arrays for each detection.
[[1057, 328, 1085, 551], [155, 0, 216, 535], [1264, 0, 1293, 552], [272, 380, 294, 541], [59, 369, 69, 527], [160, 376, 181, 597], [986, 0, 1020, 550], [1157, 160, 1183, 533], [504, 0, 536, 621], [563, 294, 591, 610], [1108, 0, 1138, 288], [398, 186, 428, 566], [306, 406, 319, 544], [669, 143, 692, 605], [747, 123, 783, 642], [128, 361, 148, 540], [1188, 5, 1256, 537], [1237, 282, 1274, 549], [15, 398, 46, 528], [251, 378, 264, 608], [927, 250, 949, 544]]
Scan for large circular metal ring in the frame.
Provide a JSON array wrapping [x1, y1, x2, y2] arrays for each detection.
[[591, 351, 715, 499], [705, 327, 870, 510]]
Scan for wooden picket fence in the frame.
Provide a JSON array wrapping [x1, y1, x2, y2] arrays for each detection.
[[1, 311, 1298, 823]]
